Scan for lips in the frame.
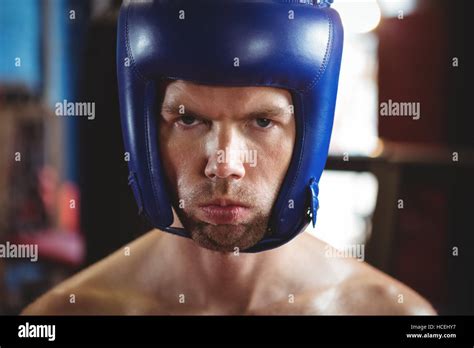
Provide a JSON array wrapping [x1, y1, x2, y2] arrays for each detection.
[[198, 199, 251, 225]]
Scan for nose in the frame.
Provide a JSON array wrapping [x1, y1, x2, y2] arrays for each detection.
[[204, 125, 246, 181]]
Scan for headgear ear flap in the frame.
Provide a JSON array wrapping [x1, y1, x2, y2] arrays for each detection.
[[117, 0, 343, 252]]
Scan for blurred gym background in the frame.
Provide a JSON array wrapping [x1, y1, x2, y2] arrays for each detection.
[[0, 0, 472, 314]]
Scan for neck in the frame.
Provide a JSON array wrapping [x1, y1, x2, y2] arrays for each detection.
[[155, 230, 291, 313]]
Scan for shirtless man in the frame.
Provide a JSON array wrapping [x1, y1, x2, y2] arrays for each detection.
[[23, 80, 436, 315]]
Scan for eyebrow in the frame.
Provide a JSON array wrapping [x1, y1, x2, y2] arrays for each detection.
[[161, 102, 292, 120]]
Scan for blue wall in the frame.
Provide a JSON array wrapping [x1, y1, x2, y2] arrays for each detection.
[[0, 0, 89, 182], [0, 0, 41, 91], [44, 0, 89, 182]]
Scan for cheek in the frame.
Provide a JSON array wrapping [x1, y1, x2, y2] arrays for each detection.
[[255, 131, 294, 178], [247, 130, 295, 201], [159, 129, 205, 190]]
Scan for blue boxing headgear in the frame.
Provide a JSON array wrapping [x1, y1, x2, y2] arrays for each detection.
[[117, 0, 343, 252]]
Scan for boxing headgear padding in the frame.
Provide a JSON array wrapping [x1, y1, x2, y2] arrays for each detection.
[[117, 0, 343, 252]]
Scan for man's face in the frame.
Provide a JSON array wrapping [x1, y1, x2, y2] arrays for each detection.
[[158, 80, 295, 252]]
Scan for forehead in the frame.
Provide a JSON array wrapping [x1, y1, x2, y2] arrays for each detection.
[[162, 80, 293, 112]]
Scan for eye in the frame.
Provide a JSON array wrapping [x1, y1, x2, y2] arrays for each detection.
[[255, 118, 273, 128], [177, 115, 201, 127]]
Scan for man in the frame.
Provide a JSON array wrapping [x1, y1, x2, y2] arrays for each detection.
[[23, 79, 436, 315], [24, 0, 436, 315]]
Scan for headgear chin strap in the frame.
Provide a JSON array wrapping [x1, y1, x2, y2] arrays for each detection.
[[117, 0, 343, 252]]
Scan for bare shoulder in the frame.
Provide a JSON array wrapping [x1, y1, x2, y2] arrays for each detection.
[[288, 234, 437, 315], [298, 263, 437, 315], [22, 230, 160, 315], [21, 257, 130, 315], [21, 285, 123, 315]]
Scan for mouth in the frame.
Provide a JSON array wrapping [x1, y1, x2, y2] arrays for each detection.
[[198, 199, 251, 225]]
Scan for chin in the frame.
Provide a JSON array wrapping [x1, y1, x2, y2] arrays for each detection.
[[190, 224, 265, 253]]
